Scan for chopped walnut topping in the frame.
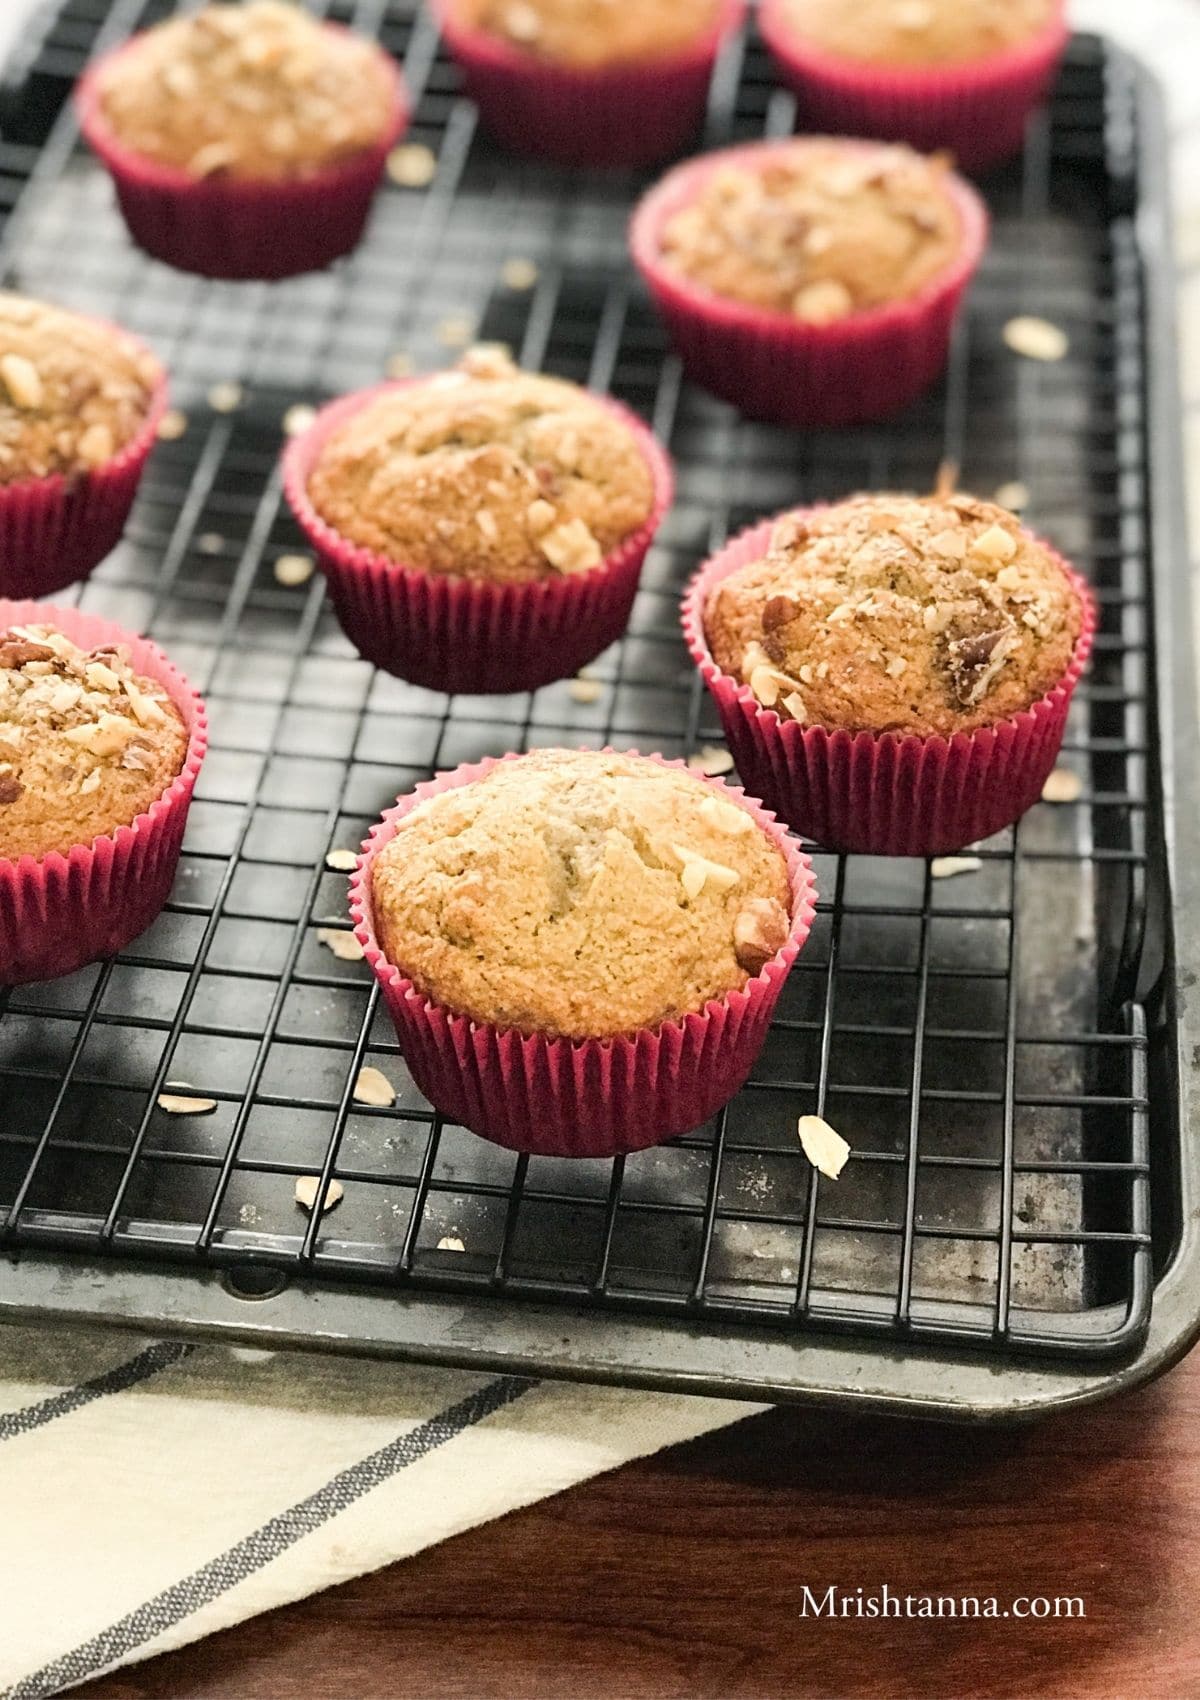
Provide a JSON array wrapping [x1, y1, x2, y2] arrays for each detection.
[[673, 844, 741, 900], [0, 354, 43, 410], [0, 770, 22, 804], [972, 524, 1018, 562], [733, 897, 789, 973], [540, 518, 602, 574], [698, 794, 754, 835]]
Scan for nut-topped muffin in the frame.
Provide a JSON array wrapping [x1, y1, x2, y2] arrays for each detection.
[[705, 493, 1083, 738], [657, 139, 960, 324], [0, 293, 162, 486], [0, 622, 189, 860], [92, 1, 400, 181], [773, 0, 1056, 66], [448, 0, 724, 68], [370, 749, 792, 1040], [305, 348, 656, 585]]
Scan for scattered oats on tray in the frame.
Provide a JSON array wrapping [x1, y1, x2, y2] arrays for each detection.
[[207, 380, 243, 413], [501, 257, 539, 291], [687, 745, 735, 776], [156, 408, 188, 441], [1003, 316, 1069, 363], [436, 316, 475, 349], [798, 1115, 850, 1180], [156, 1090, 217, 1116], [273, 553, 314, 587], [930, 855, 984, 879], [295, 1175, 344, 1215], [436, 1235, 466, 1253], [387, 142, 437, 188], [316, 927, 365, 962], [994, 480, 1030, 511], [325, 847, 359, 872], [1041, 767, 1083, 804], [282, 403, 317, 438], [569, 675, 604, 704], [353, 1065, 396, 1108]]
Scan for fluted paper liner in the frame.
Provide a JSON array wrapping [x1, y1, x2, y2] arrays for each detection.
[[433, 0, 745, 169], [76, 36, 408, 281], [0, 600, 208, 985], [283, 380, 674, 695], [629, 138, 988, 428], [350, 750, 817, 1157], [682, 514, 1097, 857], [758, 0, 1068, 172]]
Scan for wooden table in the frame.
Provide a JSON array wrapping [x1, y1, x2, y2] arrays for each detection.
[[82, 1347, 1199, 1700]]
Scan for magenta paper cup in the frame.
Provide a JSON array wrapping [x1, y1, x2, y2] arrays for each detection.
[[0, 600, 208, 985], [682, 515, 1097, 857], [75, 36, 408, 281], [629, 138, 988, 428], [350, 750, 817, 1156], [759, 0, 1068, 173], [0, 351, 167, 600], [433, 0, 745, 169], [282, 379, 674, 696]]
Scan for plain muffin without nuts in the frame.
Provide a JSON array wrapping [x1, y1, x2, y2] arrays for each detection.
[[371, 749, 793, 1040], [448, 0, 724, 67], [774, 0, 1056, 66], [94, 0, 398, 180], [307, 349, 656, 584], [0, 293, 161, 485], [705, 493, 1083, 739], [0, 623, 188, 860], [657, 139, 961, 324]]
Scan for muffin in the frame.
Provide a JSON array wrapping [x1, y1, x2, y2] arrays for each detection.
[[630, 138, 987, 427], [283, 347, 673, 694], [683, 492, 1095, 855], [434, 0, 745, 168], [76, 2, 408, 280], [0, 292, 167, 598], [759, 0, 1068, 171], [0, 603, 207, 985], [353, 748, 816, 1154]]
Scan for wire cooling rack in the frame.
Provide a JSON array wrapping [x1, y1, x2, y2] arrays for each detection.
[[0, 0, 1177, 1402]]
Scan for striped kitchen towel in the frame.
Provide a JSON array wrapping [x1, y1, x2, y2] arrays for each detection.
[[0, 1323, 762, 1696]]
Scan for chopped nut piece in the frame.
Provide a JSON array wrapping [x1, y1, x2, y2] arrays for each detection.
[[79, 768, 101, 795], [688, 745, 735, 776], [458, 343, 515, 380], [0, 771, 22, 805], [1041, 767, 1083, 804], [353, 1065, 396, 1108], [928, 528, 966, 560], [63, 713, 140, 757], [123, 681, 168, 727], [475, 508, 499, 543], [886, 655, 908, 677], [387, 142, 436, 187], [0, 353, 43, 410], [972, 524, 1018, 562], [792, 278, 854, 324], [317, 926, 365, 961], [526, 498, 556, 533], [798, 1114, 851, 1180], [994, 480, 1029, 511], [295, 1175, 344, 1215], [156, 408, 188, 441], [995, 564, 1023, 592], [749, 665, 782, 708], [1003, 316, 1069, 363], [781, 691, 807, 723], [84, 661, 120, 691], [437, 1235, 467, 1252], [207, 381, 243, 413], [385, 351, 413, 379], [680, 859, 707, 901], [896, 0, 934, 28], [733, 897, 789, 973], [325, 848, 358, 872], [698, 794, 754, 835], [674, 844, 740, 899], [282, 403, 317, 437], [502, 0, 541, 40], [762, 594, 798, 632], [923, 602, 950, 634], [436, 315, 475, 349], [189, 140, 237, 177], [157, 1092, 218, 1116], [76, 422, 114, 468], [541, 518, 602, 574], [501, 257, 539, 291], [930, 855, 983, 879], [274, 552, 314, 587], [569, 676, 603, 704]]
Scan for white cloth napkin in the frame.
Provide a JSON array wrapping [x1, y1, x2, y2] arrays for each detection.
[[0, 2, 1197, 1696]]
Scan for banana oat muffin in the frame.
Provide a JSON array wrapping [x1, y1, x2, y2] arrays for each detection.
[[705, 493, 1083, 738], [657, 139, 960, 323], [773, 0, 1056, 66], [0, 293, 161, 485], [94, 1, 398, 180], [371, 749, 793, 1039], [307, 348, 656, 584], [448, 0, 723, 67], [0, 623, 188, 859]]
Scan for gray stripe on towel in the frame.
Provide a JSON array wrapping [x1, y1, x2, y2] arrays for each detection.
[[6, 1373, 534, 1700], [0, 1341, 196, 1444]]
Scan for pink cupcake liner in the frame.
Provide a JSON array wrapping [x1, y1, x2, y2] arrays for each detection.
[[629, 138, 988, 428], [0, 600, 208, 986], [75, 34, 408, 281], [433, 0, 745, 169], [682, 514, 1097, 858], [0, 349, 167, 600], [282, 379, 674, 696], [350, 750, 817, 1157], [758, 0, 1069, 173]]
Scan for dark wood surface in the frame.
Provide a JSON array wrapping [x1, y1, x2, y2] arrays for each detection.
[[82, 1348, 1200, 1700]]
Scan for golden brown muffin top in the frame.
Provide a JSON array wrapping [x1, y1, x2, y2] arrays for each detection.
[[704, 494, 1083, 739], [96, 1, 398, 180], [308, 348, 656, 585], [658, 141, 961, 323], [0, 293, 160, 485], [450, 0, 723, 69], [0, 624, 189, 860], [776, 0, 1055, 65], [371, 749, 793, 1040]]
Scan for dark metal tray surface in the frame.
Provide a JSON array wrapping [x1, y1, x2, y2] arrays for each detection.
[[0, 0, 1197, 1420]]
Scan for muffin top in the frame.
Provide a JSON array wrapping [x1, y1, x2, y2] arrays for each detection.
[[657, 141, 960, 323], [0, 293, 161, 485], [450, 0, 723, 69], [704, 493, 1083, 739], [95, 1, 398, 180], [371, 749, 793, 1040], [307, 348, 656, 585], [775, 0, 1056, 66], [0, 624, 189, 860]]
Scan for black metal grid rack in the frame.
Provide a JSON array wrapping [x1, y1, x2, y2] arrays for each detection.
[[0, 0, 1179, 1398]]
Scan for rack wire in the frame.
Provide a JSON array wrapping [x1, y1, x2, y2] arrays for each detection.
[[0, 0, 1156, 1363]]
